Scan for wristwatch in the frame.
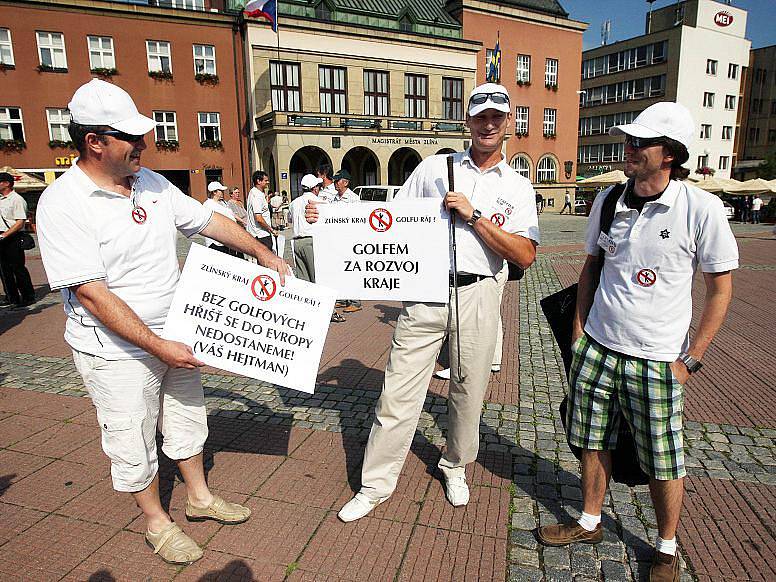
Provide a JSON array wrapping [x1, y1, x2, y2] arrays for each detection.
[[466, 209, 482, 227], [679, 352, 703, 374]]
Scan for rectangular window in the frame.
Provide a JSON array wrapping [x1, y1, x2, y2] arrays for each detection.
[[769, 129, 776, 144], [442, 77, 463, 120], [545, 58, 558, 86], [193, 44, 216, 75], [270, 61, 301, 112], [699, 124, 711, 139], [754, 68, 766, 84], [364, 70, 389, 116], [87, 36, 114, 71], [748, 127, 760, 143], [721, 126, 733, 140], [171, 0, 204, 9], [146, 40, 171, 73], [0, 28, 15, 66], [703, 92, 714, 108], [651, 41, 666, 63], [36, 31, 67, 69], [404, 74, 428, 118], [319, 65, 346, 114], [718, 156, 729, 170], [154, 111, 178, 141], [728, 63, 738, 79], [697, 154, 709, 169], [706, 59, 717, 75], [46, 108, 70, 141], [724, 95, 736, 110], [751, 99, 763, 114], [0, 107, 24, 141], [516, 54, 531, 83], [543, 108, 556, 135], [198, 112, 220, 142], [515, 106, 529, 135], [771, 100, 776, 115]]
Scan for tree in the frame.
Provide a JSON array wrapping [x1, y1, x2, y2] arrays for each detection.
[[756, 149, 776, 180]]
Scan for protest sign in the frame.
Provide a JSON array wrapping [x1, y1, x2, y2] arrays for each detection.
[[312, 199, 449, 302], [163, 243, 336, 393]]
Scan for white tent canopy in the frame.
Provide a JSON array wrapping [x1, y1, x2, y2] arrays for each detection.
[[0, 166, 47, 192], [577, 170, 627, 187]]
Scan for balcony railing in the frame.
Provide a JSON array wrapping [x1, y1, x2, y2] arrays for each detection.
[[254, 111, 468, 136]]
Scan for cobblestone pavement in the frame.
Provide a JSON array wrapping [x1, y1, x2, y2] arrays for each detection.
[[0, 221, 774, 581]]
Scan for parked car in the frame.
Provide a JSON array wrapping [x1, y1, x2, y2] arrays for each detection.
[[574, 199, 590, 215], [353, 185, 401, 202]]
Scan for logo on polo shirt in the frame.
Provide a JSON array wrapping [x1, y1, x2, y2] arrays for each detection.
[[636, 268, 657, 288], [131, 206, 147, 224], [660, 229, 670, 239], [495, 196, 514, 215]]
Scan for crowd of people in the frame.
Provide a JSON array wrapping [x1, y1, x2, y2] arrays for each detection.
[[13, 75, 742, 582]]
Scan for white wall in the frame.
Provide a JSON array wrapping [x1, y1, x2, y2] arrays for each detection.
[[675, 17, 750, 179]]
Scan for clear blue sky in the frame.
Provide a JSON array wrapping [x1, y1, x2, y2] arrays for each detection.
[[560, 0, 775, 50]]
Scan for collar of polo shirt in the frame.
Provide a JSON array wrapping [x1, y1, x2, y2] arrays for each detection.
[[615, 179, 682, 215], [461, 148, 508, 174]]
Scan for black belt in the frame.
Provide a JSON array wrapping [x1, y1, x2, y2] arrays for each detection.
[[449, 273, 493, 287]]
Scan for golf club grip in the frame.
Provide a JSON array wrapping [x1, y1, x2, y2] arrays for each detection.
[[447, 155, 455, 192]]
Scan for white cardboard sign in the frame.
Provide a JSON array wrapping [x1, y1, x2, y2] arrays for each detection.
[[312, 199, 450, 302], [162, 243, 336, 393]]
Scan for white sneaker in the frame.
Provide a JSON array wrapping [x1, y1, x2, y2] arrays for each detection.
[[443, 475, 470, 507], [434, 368, 451, 380], [337, 493, 387, 522], [491, 365, 501, 373]]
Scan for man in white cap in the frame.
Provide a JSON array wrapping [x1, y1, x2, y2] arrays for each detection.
[[538, 102, 738, 582], [35, 79, 290, 565], [320, 82, 540, 520], [288, 173, 323, 284]]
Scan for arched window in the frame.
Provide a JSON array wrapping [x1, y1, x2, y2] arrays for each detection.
[[510, 154, 531, 180], [537, 156, 557, 183]]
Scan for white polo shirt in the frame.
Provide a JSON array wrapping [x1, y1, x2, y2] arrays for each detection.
[[584, 179, 739, 361], [319, 183, 336, 203], [246, 186, 271, 238], [0, 190, 28, 232], [289, 192, 317, 238], [331, 188, 360, 204], [36, 163, 213, 359], [202, 198, 235, 247], [396, 150, 540, 276]]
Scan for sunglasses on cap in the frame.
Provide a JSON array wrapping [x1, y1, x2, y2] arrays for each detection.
[[94, 130, 145, 143], [625, 135, 666, 149], [468, 92, 510, 106]]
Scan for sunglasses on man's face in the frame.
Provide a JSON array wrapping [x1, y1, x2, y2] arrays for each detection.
[[94, 130, 145, 144], [468, 92, 510, 106], [625, 135, 666, 149]]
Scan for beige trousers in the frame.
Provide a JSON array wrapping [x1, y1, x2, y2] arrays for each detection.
[[360, 276, 500, 499], [492, 263, 509, 367]]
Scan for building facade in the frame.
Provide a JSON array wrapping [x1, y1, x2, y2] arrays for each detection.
[[245, 1, 480, 197], [448, 0, 587, 210], [0, 0, 248, 205], [734, 44, 776, 180], [578, 0, 750, 180]]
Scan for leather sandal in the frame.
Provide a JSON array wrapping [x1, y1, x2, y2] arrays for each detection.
[[145, 523, 203, 564], [185, 495, 251, 525]]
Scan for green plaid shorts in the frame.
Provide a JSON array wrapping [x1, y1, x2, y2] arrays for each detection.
[[566, 334, 685, 481]]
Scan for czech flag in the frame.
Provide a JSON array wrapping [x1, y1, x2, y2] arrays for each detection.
[[244, 0, 277, 32]]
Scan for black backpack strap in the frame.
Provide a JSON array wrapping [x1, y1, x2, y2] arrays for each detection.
[[596, 182, 627, 266]]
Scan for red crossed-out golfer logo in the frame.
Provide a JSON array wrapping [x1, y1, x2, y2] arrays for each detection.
[[251, 274, 277, 301], [369, 208, 393, 232], [636, 268, 657, 288], [131, 206, 147, 224], [490, 213, 506, 228]]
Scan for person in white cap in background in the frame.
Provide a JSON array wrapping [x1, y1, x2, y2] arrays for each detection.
[[203, 181, 241, 257], [35, 79, 290, 566], [538, 102, 738, 582], [310, 82, 540, 521]]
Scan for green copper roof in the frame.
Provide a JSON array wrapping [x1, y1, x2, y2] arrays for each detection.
[[477, 0, 569, 18], [278, 0, 463, 38]]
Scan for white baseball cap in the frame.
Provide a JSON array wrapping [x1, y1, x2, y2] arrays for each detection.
[[68, 79, 155, 135], [468, 83, 511, 116], [207, 181, 226, 192], [300, 174, 323, 189], [609, 102, 695, 150]]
